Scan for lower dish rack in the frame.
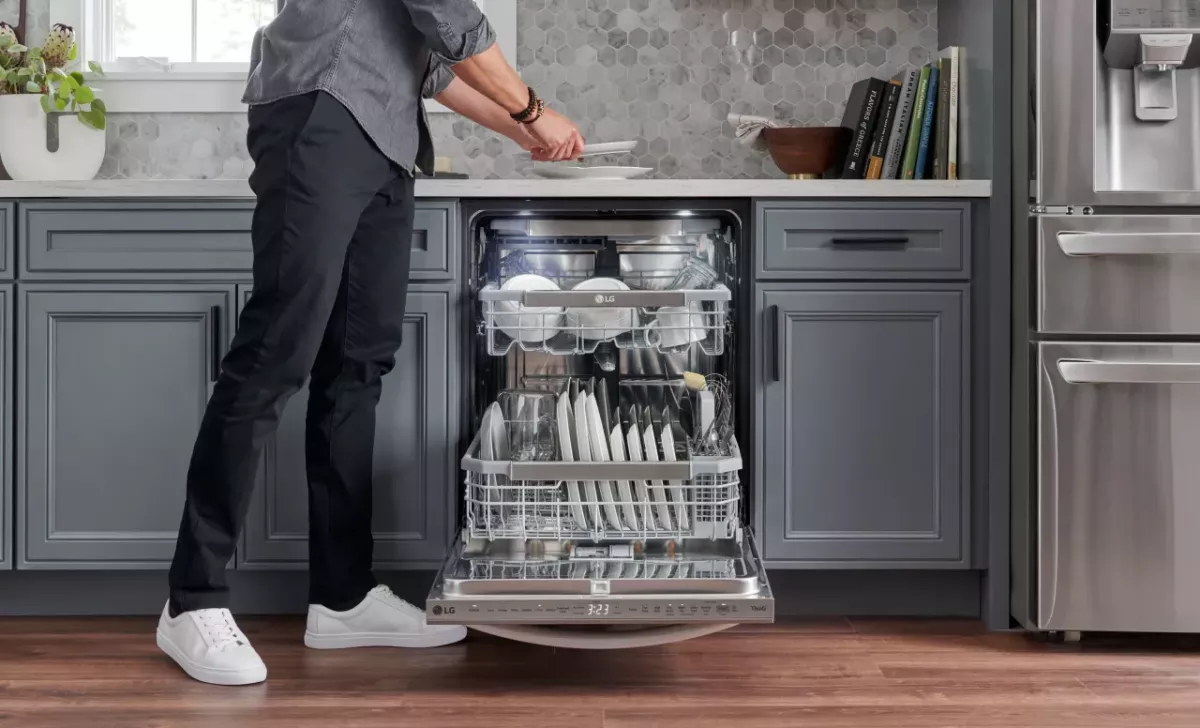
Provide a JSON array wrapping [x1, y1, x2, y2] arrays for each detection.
[[462, 431, 742, 542]]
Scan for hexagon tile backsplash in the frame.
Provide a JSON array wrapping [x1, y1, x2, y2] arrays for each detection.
[[9, 0, 940, 180]]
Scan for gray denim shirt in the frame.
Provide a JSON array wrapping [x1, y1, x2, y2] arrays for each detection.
[[244, 0, 492, 174]]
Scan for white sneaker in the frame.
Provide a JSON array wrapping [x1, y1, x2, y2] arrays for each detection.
[[304, 585, 468, 649], [156, 603, 268, 686]]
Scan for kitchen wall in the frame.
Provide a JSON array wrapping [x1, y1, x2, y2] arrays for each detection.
[[3, 0, 939, 180]]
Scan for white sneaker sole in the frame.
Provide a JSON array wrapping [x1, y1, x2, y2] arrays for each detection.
[[303, 625, 468, 650], [156, 631, 267, 686]]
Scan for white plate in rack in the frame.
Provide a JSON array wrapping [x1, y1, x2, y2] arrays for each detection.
[[574, 391, 602, 530], [533, 165, 653, 181], [586, 393, 626, 532], [557, 392, 589, 533]]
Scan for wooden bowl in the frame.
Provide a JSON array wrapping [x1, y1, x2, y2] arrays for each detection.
[[762, 126, 850, 179]]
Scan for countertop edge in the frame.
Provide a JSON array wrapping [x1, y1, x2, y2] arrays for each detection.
[[0, 178, 993, 199]]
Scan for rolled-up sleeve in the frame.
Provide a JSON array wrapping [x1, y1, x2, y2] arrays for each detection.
[[421, 56, 455, 99], [400, 1, 496, 64]]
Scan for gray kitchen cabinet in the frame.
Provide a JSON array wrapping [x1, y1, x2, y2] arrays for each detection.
[[238, 284, 459, 569], [756, 284, 970, 567], [17, 285, 237, 568], [0, 286, 11, 569]]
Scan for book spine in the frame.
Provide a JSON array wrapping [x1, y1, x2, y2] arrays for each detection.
[[882, 70, 917, 179], [841, 79, 884, 179], [900, 66, 930, 180], [914, 63, 939, 180], [947, 47, 960, 180], [866, 81, 901, 179], [934, 57, 952, 179]]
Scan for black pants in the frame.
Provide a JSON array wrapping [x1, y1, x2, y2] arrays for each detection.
[[168, 92, 416, 613]]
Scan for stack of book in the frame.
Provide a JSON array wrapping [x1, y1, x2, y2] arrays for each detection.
[[836, 46, 963, 181]]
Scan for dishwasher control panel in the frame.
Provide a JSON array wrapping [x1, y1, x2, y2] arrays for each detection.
[[426, 596, 774, 624]]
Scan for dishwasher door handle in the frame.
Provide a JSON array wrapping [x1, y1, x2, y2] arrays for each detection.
[[1058, 359, 1200, 384], [1057, 231, 1200, 256]]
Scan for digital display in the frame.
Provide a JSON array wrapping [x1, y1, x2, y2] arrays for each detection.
[[586, 603, 610, 616]]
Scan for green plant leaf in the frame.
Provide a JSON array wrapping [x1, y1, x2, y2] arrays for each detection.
[[24, 81, 40, 93], [57, 81, 71, 100], [0, 35, 12, 50], [92, 98, 106, 114], [39, 94, 52, 114], [70, 71, 85, 86], [79, 108, 105, 130], [68, 43, 77, 61], [16, 68, 31, 79], [87, 61, 104, 76], [63, 74, 79, 91], [54, 96, 66, 111], [47, 68, 65, 81], [5, 71, 17, 85], [9, 44, 26, 54], [74, 86, 94, 104]]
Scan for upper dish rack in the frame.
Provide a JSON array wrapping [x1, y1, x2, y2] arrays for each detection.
[[477, 227, 735, 357]]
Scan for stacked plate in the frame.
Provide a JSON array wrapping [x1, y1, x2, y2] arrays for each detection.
[[533, 141, 652, 180]]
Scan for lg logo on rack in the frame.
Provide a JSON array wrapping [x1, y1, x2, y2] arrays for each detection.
[[594, 294, 615, 304]]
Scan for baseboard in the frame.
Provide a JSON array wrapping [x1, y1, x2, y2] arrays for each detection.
[[0, 569, 982, 619]]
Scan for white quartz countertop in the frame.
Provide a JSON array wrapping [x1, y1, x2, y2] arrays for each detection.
[[0, 178, 991, 199]]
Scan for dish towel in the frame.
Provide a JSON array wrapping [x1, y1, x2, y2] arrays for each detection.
[[727, 114, 782, 151]]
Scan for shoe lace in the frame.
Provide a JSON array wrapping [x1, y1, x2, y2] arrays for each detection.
[[196, 609, 247, 651], [373, 585, 426, 619]]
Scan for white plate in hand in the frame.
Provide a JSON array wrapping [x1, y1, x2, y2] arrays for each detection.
[[533, 165, 653, 181], [574, 391, 602, 530], [557, 392, 589, 532], [580, 141, 638, 157], [586, 393, 626, 531]]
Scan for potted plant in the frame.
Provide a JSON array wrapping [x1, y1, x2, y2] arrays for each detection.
[[0, 22, 107, 180]]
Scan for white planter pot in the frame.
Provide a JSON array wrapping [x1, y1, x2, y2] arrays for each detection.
[[0, 94, 105, 181]]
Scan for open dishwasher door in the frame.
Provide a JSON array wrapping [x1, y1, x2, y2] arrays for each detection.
[[426, 206, 772, 648], [426, 433, 773, 648]]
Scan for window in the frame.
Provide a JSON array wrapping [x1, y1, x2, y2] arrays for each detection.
[[98, 0, 277, 69], [48, 0, 517, 113]]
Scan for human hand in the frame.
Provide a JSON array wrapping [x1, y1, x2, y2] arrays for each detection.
[[526, 108, 585, 162]]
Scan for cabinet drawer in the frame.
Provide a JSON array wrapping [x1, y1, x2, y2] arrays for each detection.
[[756, 201, 970, 280], [19, 200, 458, 281], [20, 201, 255, 280]]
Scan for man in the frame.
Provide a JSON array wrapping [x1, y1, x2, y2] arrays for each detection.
[[156, 0, 584, 686]]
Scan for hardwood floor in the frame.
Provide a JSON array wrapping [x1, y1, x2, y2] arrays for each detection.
[[2, 617, 1200, 727]]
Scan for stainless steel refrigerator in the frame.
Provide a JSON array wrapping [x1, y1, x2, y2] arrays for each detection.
[[1021, 0, 1200, 635]]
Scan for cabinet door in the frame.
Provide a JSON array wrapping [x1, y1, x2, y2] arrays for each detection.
[[18, 285, 236, 568], [239, 285, 458, 569], [0, 286, 11, 569], [758, 285, 969, 566]]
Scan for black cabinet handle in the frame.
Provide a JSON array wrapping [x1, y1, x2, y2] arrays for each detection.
[[210, 305, 221, 383], [770, 304, 782, 383], [830, 236, 911, 245]]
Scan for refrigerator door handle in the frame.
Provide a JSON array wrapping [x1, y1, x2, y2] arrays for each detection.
[[1057, 231, 1200, 256], [1058, 359, 1200, 384]]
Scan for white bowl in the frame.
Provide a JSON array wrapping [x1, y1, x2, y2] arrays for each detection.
[[566, 278, 634, 340], [493, 274, 564, 343], [650, 304, 707, 349]]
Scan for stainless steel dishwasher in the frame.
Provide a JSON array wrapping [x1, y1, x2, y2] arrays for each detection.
[[426, 202, 774, 648]]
